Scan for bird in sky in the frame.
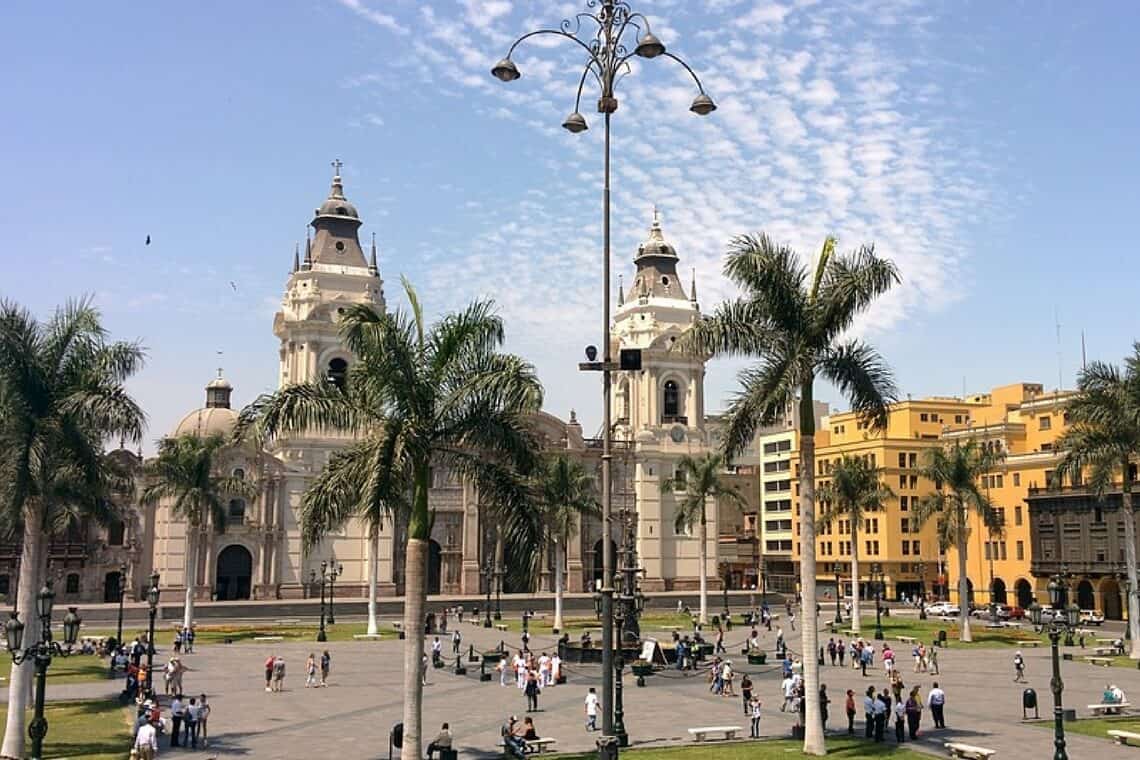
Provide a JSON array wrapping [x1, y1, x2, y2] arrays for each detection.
[[145, 235, 151, 245], [229, 281, 238, 292]]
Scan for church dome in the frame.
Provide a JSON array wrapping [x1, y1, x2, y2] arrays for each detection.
[[634, 210, 678, 262], [314, 164, 360, 220], [171, 406, 239, 439]]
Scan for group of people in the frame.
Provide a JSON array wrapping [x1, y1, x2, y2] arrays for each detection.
[[305, 651, 332, 687], [856, 681, 945, 742], [130, 692, 212, 757], [171, 626, 196, 654], [501, 715, 542, 758], [495, 649, 563, 711]]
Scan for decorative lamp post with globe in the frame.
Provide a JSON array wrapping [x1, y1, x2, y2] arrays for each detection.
[[145, 573, 159, 694], [871, 563, 885, 640], [833, 562, 843, 625], [917, 560, 928, 620], [491, 4, 715, 754], [1028, 573, 1081, 760]]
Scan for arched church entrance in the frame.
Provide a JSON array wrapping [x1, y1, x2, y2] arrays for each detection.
[[215, 545, 253, 600], [104, 571, 123, 604], [1102, 577, 1123, 620], [992, 578, 1007, 605], [1077, 579, 1095, 610], [428, 539, 442, 596], [1015, 578, 1034, 609]]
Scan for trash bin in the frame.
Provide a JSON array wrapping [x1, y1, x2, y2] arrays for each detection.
[[597, 735, 619, 760], [938, 630, 947, 646], [1022, 688, 1038, 719]]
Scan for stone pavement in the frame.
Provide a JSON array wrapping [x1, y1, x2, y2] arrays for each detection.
[[6, 614, 1138, 758]]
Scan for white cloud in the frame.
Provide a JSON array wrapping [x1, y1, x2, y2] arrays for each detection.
[[337, 0, 408, 35]]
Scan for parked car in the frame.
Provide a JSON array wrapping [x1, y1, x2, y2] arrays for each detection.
[[1080, 609, 1105, 626], [971, 604, 1015, 620], [925, 602, 961, 616]]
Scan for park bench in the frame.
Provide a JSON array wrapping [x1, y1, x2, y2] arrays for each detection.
[[944, 741, 997, 759], [1013, 640, 1040, 648], [842, 629, 858, 637], [275, 618, 302, 625], [353, 634, 384, 640], [252, 635, 284, 642], [1083, 657, 1113, 667], [897, 635, 917, 644], [523, 738, 558, 753], [1093, 646, 1117, 656], [1088, 701, 1130, 715], [687, 725, 743, 742], [1108, 729, 1140, 745], [495, 624, 509, 632]]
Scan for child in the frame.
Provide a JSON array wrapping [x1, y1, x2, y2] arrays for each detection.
[[749, 696, 762, 738]]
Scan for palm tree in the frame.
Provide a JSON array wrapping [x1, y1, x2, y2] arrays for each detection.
[[538, 455, 598, 632], [141, 433, 256, 629], [0, 298, 145, 760], [299, 442, 408, 636], [661, 453, 746, 625], [676, 234, 898, 756], [1054, 346, 1140, 655], [817, 456, 895, 635], [237, 280, 542, 759], [914, 438, 1003, 642]]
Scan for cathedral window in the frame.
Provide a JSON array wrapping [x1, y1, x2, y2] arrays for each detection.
[[65, 573, 80, 594], [228, 499, 246, 526], [107, 520, 125, 547], [328, 358, 348, 389], [663, 380, 680, 420]]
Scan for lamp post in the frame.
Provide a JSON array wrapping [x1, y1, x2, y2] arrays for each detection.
[[989, 537, 999, 626], [1060, 565, 1075, 647], [872, 563, 885, 640], [611, 506, 646, 749], [5, 580, 82, 760], [327, 561, 342, 626], [482, 559, 494, 628], [722, 571, 731, 621], [145, 572, 159, 695], [917, 560, 927, 620], [114, 562, 128, 649], [314, 562, 328, 643], [1116, 564, 1131, 641], [494, 562, 503, 622], [1028, 573, 1081, 760], [493, 5, 714, 752], [833, 563, 843, 625]]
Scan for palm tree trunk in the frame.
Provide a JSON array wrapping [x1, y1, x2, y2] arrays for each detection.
[[956, 517, 972, 643], [1121, 467, 1140, 656], [367, 522, 379, 637], [850, 524, 861, 635], [1, 506, 44, 760], [183, 529, 197, 630], [401, 464, 431, 760], [798, 388, 826, 756], [698, 504, 708, 626], [554, 539, 565, 632]]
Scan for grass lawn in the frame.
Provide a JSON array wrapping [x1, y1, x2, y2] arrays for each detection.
[[484, 612, 696, 635], [1030, 714, 1140, 740], [85, 622, 397, 647], [552, 736, 933, 759], [836, 616, 1046, 648], [46, 656, 115, 684], [0, 699, 131, 760]]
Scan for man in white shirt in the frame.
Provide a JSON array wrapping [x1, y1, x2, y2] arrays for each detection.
[[928, 682, 946, 728], [584, 687, 599, 731], [134, 720, 159, 760], [169, 695, 184, 748], [862, 687, 877, 739], [781, 675, 796, 712]]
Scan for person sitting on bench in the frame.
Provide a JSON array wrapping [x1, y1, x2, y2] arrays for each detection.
[[521, 717, 539, 741], [502, 716, 526, 758], [427, 722, 452, 759]]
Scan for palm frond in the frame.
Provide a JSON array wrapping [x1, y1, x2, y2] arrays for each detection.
[[817, 339, 897, 432]]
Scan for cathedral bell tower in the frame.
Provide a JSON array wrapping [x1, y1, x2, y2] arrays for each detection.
[[611, 210, 712, 592]]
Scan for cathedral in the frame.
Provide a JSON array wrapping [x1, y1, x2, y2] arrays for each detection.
[[0, 167, 724, 606]]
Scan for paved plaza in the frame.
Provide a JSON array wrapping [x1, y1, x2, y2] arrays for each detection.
[[8, 611, 1139, 758]]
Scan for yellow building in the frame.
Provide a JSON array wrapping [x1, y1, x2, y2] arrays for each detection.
[[800, 396, 990, 601], [941, 383, 1073, 610]]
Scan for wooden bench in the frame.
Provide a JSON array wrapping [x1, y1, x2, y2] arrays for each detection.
[[1093, 646, 1117, 656], [495, 624, 509, 632], [1089, 701, 1131, 715], [688, 726, 743, 742], [1012, 640, 1040, 648], [944, 741, 997, 759], [1108, 729, 1140, 746], [523, 738, 557, 753], [897, 635, 917, 644], [1083, 657, 1113, 667], [252, 636, 284, 642]]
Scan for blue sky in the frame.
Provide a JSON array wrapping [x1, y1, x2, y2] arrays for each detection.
[[2, 1, 1138, 449]]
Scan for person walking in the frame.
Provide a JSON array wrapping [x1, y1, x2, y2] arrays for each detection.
[[134, 717, 159, 760], [845, 689, 856, 735], [1013, 650, 1026, 683], [837, 638, 846, 667], [198, 694, 211, 748], [320, 650, 331, 686], [452, 628, 462, 655], [184, 696, 200, 749], [306, 653, 318, 687], [749, 696, 762, 738], [781, 673, 796, 712], [827, 638, 837, 666], [169, 693, 184, 747], [928, 682, 946, 728], [741, 673, 753, 716], [524, 670, 541, 712], [265, 654, 275, 692], [905, 686, 922, 739], [715, 628, 726, 655], [272, 655, 286, 692], [819, 684, 830, 731], [893, 698, 906, 742], [928, 644, 939, 675], [584, 687, 599, 731], [863, 686, 876, 739]]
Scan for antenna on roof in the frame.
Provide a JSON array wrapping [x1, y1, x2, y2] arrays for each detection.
[[1081, 330, 1087, 374], [1054, 306, 1063, 391]]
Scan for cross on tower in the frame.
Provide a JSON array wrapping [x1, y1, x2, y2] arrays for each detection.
[[331, 158, 343, 176]]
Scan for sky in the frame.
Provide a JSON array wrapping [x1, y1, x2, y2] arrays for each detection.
[[2, 0, 1139, 451]]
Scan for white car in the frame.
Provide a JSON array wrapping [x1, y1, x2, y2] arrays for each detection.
[[924, 602, 961, 616], [1080, 609, 1105, 626]]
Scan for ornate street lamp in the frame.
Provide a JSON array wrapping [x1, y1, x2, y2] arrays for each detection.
[[314, 562, 328, 642], [327, 561, 343, 626], [481, 559, 494, 628], [494, 562, 504, 622], [5, 580, 83, 760], [145, 572, 159, 694], [917, 560, 927, 620], [1029, 573, 1081, 760], [114, 562, 128, 651], [492, 5, 714, 752], [872, 563, 885, 640], [833, 562, 843, 624], [722, 571, 731, 621], [1115, 563, 1131, 641]]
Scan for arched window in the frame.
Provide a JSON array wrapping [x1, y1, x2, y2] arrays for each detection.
[[232, 467, 245, 481], [107, 520, 125, 547], [328, 358, 348, 390], [0, 575, 9, 597], [663, 380, 680, 419], [65, 573, 80, 594], [228, 499, 246, 527]]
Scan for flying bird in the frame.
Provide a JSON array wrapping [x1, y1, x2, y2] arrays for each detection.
[[145, 235, 151, 245], [229, 281, 238, 292]]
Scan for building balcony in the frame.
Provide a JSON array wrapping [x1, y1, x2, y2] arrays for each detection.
[[662, 415, 689, 425], [1027, 482, 1118, 498]]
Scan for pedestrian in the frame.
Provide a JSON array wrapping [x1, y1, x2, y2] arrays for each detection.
[[186, 626, 195, 653], [421, 653, 429, 685], [749, 696, 762, 738], [265, 653, 275, 692], [883, 645, 895, 676], [912, 644, 922, 673], [905, 686, 922, 739], [845, 689, 856, 735], [170, 693, 184, 747], [525, 670, 541, 712], [873, 691, 887, 742], [320, 650, 331, 686], [452, 628, 462, 655], [432, 636, 443, 664], [184, 696, 200, 748], [781, 674, 796, 712], [741, 673, 753, 716], [134, 717, 159, 760], [1013, 650, 1026, 683], [306, 653, 318, 687], [929, 644, 940, 675], [198, 694, 210, 748], [837, 638, 846, 667], [860, 645, 870, 677], [272, 655, 286, 692], [819, 684, 830, 730], [789, 610, 796, 631], [426, 722, 453, 760], [893, 698, 906, 742], [584, 687, 599, 731], [928, 682, 946, 728], [828, 638, 837, 666], [173, 628, 183, 654]]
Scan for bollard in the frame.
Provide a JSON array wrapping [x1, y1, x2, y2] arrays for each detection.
[[454, 654, 466, 676], [1022, 688, 1038, 719]]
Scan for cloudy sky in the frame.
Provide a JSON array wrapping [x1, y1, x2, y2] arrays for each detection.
[[3, 1, 1138, 448]]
